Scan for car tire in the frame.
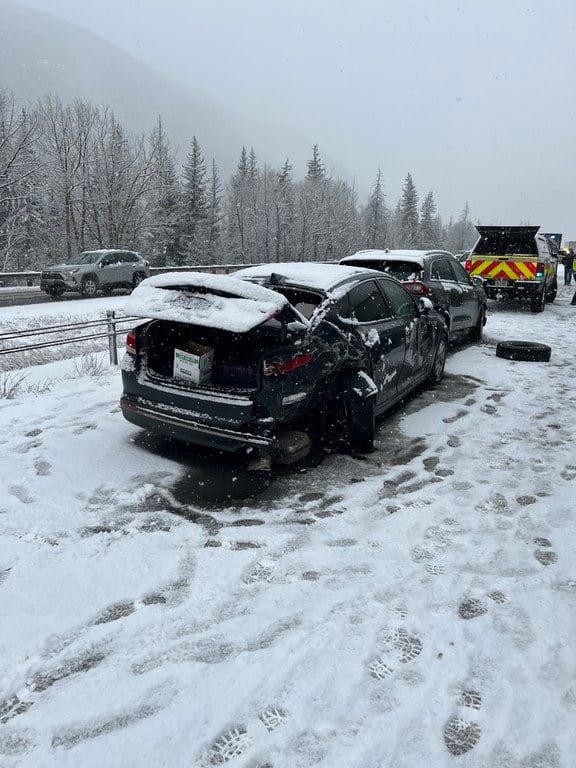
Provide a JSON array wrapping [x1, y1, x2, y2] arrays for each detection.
[[469, 306, 485, 342], [81, 275, 99, 297], [495, 341, 551, 362], [132, 272, 146, 290], [530, 289, 546, 313], [346, 394, 375, 453], [545, 278, 557, 304], [428, 333, 448, 385]]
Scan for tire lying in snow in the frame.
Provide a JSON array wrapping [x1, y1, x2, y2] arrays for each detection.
[[495, 340, 551, 362]]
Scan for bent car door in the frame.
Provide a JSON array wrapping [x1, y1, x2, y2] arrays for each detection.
[[345, 279, 406, 407], [378, 279, 432, 394]]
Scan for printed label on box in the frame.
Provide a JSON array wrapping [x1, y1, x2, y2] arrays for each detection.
[[173, 344, 214, 384]]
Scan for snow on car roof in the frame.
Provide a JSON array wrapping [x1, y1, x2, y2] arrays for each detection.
[[124, 271, 288, 333], [235, 262, 371, 292], [341, 249, 452, 267]]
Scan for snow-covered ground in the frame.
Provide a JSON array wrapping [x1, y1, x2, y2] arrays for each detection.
[[0, 288, 575, 767]]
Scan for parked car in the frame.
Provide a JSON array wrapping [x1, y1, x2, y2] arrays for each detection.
[[40, 249, 150, 298], [120, 263, 448, 469], [464, 226, 558, 312], [339, 249, 487, 341]]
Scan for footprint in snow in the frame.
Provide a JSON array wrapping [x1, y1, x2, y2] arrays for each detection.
[[443, 689, 482, 756], [204, 706, 287, 765], [368, 628, 423, 681]]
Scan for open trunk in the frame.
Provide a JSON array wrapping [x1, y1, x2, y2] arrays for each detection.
[[144, 320, 285, 391], [474, 226, 540, 256]]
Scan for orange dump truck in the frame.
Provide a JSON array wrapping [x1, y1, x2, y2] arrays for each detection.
[[465, 226, 558, 313]]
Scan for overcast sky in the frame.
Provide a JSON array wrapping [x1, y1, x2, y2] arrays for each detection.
[[19, 0, 576, 238]]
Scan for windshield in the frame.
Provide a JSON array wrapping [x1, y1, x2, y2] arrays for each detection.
[[67, 251, 103, 265]]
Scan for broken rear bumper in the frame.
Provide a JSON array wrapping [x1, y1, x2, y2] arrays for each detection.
[[120, 394, 274, 453]]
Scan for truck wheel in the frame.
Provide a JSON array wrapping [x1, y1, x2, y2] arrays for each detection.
[[346, 393, 375, 453], [469, 306, 485, 342], [530, 289, 546, 313], [496, 341, 551, 362], [81, 275, 99, 297], [545, 278, 557, 303]]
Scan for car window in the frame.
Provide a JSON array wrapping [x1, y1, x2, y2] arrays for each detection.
[[378, 279, 419, 323], [451, 260, 472, 285], [381, 260, 423, 281], [348, 280, 392, 323], [430, 258, 456, 281]]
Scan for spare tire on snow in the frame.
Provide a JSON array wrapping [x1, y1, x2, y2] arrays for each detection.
[[496, 340, 551, 362]]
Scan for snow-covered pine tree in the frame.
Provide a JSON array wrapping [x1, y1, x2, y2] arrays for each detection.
[[398, 172, 419, 248], [363, 169, 388, 249], [273, 159, 295, 262], [418, 191, 438, 249], [181, 135, 208, 263], [148, 116, 182, 266], [226, 146, 249, 262], [206, 159, 223, 263]]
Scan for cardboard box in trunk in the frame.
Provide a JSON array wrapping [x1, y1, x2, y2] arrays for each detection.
[[173, 341, 214, 385]]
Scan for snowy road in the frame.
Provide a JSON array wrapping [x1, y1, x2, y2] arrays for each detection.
[[0, 289, 575, 767]]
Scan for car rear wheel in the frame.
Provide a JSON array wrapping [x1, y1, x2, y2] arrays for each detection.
[[469, 306, 485, 342], [428, 333, 448, 385], [346, 394, 375, 453], [496, 341, 551, 362], [81, 275, 99, 297]]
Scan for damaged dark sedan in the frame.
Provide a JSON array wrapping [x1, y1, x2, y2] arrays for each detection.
[[120, 263, 448, 470]]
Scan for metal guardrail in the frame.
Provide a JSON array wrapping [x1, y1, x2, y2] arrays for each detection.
[[0, 311, 138, 365], [0, 263, 256, 287]]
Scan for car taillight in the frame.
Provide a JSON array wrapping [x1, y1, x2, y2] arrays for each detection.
[[536, 262, 545, 277], [263, 353, 314, 377], [465, 260, 472, 271], [403, 281, 430, 296], [126, 331, 137, 355]]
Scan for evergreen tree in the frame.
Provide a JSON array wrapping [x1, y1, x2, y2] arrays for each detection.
[[418, 191, 437, 249], [206, 159, 223, 263], [274, 158, 295, 262], [398, 172, 419, 247], [226, 147, 250, 261], [181, 136, 208, 262], [363, 169, 388, 249], [306, 143, 325, 182], [148, 116, 182, 265]]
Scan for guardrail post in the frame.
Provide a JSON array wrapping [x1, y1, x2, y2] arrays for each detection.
[[106, 310, 118, 365]]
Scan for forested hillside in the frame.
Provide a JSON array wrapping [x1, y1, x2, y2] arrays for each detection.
[[0, 90, 478, 271]]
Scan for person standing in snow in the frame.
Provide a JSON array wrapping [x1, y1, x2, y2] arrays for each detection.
[[563, 249, 574, 286]]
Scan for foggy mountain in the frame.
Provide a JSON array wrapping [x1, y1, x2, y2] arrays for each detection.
[[0, 0, 320, 178]]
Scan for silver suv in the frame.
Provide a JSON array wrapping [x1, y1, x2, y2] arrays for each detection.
[[40, 249, 150, 298]]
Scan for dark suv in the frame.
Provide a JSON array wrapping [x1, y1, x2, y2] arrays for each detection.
[[120, 264, 447, 469], [340, 249, 487, 341], [40, 249, 149, 298]]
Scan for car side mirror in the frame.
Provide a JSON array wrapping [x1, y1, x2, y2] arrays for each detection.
[[471, 275, 484, 288], [418, 297, 434, 314]]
